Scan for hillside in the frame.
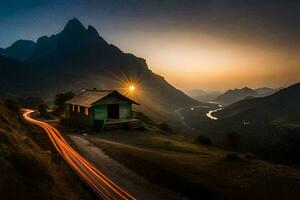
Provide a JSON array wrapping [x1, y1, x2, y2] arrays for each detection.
[[0, 40, 35, 61], [186, 89, 221, 102], [67, 128, 300, 200], [217, 83, 300, 124], [254, 87, 278, 96], [0, 18, 199, 121], [214, 87, 258, 105], [214, 83, 300, 164], [0, 101, 92, 200], [0, 55, 34, 98], [215, 86, 280, 106]]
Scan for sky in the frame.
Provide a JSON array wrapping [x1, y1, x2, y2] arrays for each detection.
[[0, 0, 299, 91]]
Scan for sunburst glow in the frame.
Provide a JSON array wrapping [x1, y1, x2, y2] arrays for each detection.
[[129, 85, 135, 91], [109, 71, 142, 97]]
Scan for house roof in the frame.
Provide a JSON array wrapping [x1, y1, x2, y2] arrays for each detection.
[[65, 89, 139, 107]]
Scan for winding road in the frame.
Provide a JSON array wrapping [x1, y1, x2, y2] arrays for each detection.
[[22, 109, 136, 200]]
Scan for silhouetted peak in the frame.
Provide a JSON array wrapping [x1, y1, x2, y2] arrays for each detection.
[[36, 36, 49, 44], [87, 25, 97, 32], [0, 39, 36, 61], [63, 18, 86, 33], [11, 40, 35, 48], [242, 86, 251, 90], [87, 25, 99, 38]]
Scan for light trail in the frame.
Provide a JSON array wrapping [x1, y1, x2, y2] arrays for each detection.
[[22, 109, 136, 200]]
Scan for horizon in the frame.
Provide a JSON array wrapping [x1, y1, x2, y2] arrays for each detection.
[[1, 0, 299, 91]]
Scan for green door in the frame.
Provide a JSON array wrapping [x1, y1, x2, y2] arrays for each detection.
[[93, 105, 108, 120]]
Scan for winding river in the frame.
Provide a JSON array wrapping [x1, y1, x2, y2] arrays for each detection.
[[206, 102, 223, 120]]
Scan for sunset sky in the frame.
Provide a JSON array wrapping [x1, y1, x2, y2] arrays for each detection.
[[0, 0, 299, 91]]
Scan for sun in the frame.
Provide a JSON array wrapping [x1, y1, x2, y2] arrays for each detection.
[[129, 85, 136, 92], [109, 72, 141, 96]]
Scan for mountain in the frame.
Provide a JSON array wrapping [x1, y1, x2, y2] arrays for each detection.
[[0, 40, 35, 61], [186, 89, 221, 102], [214, 87, 258, 105], [217, 83, 300, 124], [215, 86, 281, 106], [0, 55, 33, 98], [254, 87, 279, 96], [0, 18, 200, 121], [215, 83, 300, 164], [30, 18, 108, 62]]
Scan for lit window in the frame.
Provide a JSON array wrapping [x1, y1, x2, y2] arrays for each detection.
[[77, 106, 80, 113], [85, 108, 89, 115], [72, 104, 75, 111]]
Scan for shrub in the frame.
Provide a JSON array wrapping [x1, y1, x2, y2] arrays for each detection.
[[196, 135, 212, 146], [157, 122, 174, 133], [226, 131, 241, 150], [225, 153, 242, 161], [4, 99, 21, 114], [38, 104, 50, 118], [136, 126, 147, 131], [9, 147, 51, 181], [54, 92, 75, 115], [0, 131, 12, 145], [18, 97, 45, 109], [244, 152, 256, 160]]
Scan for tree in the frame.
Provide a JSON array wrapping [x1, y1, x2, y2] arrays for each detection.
[[38, 104, 49, 117], [196, 135, 212, 146], [226, 131, 241, 150], [18, 97, 45, 109], [4, 99, 21, 113], [54, 91, 75, 114]]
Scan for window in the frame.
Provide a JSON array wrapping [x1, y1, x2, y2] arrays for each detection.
[[72, 104, 75, 111], [85, 108, 89, 115], [77, 106, 80, 113]]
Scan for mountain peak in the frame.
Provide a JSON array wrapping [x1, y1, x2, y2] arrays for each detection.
[[0, 39, 35, 61], [242, 87, 253, 91], [11, 39, 35, 47], [87, 25, 100, 38], [63, 18, 86, 33]]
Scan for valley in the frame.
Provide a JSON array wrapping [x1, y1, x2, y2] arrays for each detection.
[[57, 123, 300, 200], [0, 3, 299, 199]]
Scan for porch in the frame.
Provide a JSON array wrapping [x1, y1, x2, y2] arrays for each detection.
[[103, 118, 142, 130]]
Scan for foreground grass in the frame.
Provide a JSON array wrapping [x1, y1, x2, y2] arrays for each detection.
[[85, 129, 300, 200]]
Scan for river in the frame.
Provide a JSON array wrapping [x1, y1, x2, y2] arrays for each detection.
[[206, 102, 222, 120]]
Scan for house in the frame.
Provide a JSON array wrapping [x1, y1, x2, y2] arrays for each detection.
[[65, 89, 141, 130]]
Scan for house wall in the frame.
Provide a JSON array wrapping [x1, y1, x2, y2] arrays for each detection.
[[66, 104, 92, 127], [93, 103, 132, 119], [65, 92, 136, 128], [119, 103, 132, 119]]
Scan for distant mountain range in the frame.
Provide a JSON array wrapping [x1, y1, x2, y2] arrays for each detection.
[[0, 18, 199, 121], [0, 40, 35, 61], [254, 87, 277, 95], [186, 89, 221, 102], [217, 83, 300, 125], [215, 83, 300, 164], [214, 87, 279, 105]]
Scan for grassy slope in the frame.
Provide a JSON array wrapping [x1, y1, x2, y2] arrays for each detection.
[[0, 101, 93, 200], [85, 129, 300, 200]]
